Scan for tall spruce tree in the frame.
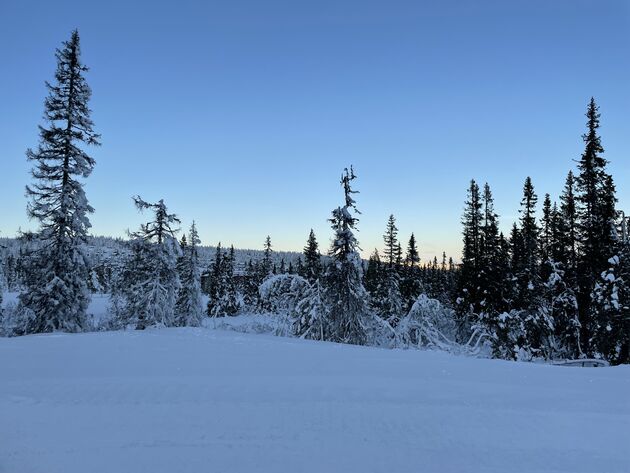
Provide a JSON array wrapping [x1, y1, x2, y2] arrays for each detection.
[[517, 178, 555, 357], [541, 194, 553, 264], [405, 233, 420, 267], [324, 166, 371, 345], [456, 179, 482, 336], [376, 215, 403, 322], [383, 214, 402, 267], [515, 177, 541, 308], [20, 30, 101, 333], [400, 234, 422, 311], [479, 183, 507, 314], [575, 98, 617, 353], [302, 229, 322, 283], [475, 184, 513, 356]]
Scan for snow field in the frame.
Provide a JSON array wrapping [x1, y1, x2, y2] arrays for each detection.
[[1, 326, 629, 473]]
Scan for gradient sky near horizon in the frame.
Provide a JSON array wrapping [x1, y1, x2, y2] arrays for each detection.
[[1, 0, 629, 261]]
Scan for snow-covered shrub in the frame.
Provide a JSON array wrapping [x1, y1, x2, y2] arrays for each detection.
[[0, 302, 35, 337], [396, 294, 456, 350], [292, 279, 328, 340], [259, 274, 310, 314], [480, 310, 529, 360], [210, 313, 293, 336]]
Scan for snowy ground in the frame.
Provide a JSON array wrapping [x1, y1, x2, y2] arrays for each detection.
[[1, 326, 629, 473]]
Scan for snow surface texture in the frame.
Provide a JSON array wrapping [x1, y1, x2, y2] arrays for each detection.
[[1, 327, 629, 473]]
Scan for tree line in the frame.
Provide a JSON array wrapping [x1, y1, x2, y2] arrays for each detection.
[[456, 99, 628, 364]]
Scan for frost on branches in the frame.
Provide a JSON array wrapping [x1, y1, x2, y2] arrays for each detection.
[[174, 222, 204, 327], [396, 295, 456, 350], [592, 249, 630, 364], [321, 166, 374, 346], [259, 274, 310, 314], [121, 197, 181, 330], [19, 30, 100, 334], [206, 244, 240, 317]]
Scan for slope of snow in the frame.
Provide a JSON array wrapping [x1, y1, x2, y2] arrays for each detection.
[[1, 328, 628, 473]]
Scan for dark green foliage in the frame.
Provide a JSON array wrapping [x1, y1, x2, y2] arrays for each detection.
[[456, 179, 483, 334], [302, 229, 322, 283], [207, 244, 239, 317], [575, 98, 617, 354]]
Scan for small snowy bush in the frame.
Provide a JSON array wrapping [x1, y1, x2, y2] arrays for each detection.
[[259, 274, 310, 314], [396, 294, 456, 350], [0, 302, 35, 337]]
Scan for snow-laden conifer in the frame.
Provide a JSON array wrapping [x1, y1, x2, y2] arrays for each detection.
[[125, 197, 181, 329], [323, 166, 372, 345], [592, 216, 630, 364], [20, 30, 100, 333], [175, 221, 204, 327]]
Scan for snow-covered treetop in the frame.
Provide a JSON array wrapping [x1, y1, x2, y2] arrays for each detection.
[[130, 196, 180, 244], [329, 166, 362, 262]]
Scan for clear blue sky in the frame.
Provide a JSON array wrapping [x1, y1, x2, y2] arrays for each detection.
[[1, 0, 628, 261]]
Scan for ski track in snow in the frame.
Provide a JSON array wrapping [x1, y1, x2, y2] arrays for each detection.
[[0, 326, 629, 473]]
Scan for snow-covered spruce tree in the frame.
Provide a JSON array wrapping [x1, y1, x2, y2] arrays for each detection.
[[103, 247, 132, 330], [323, 166, 372, 345], [543, 260, 580, 359], [206, 242, 224, 315], [174, 221, 204, 327], [20, 30, 101, 333], [302, 229, 322, 283], [591, 217, 630, 364], [539, 200, 581, 358], [575, 98, 617, 354], [293, 278, 328, 341], [125, 197, 181, 330]]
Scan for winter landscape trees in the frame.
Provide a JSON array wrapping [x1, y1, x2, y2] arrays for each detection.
[[0, 31, 628, 365]]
